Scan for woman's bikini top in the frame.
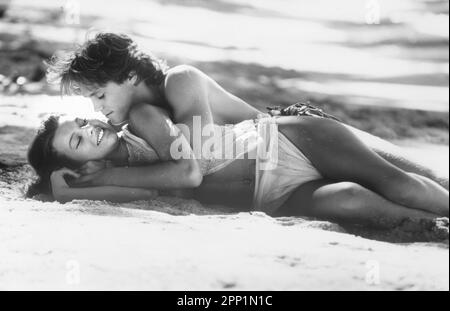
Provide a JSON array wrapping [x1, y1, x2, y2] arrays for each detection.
[[120, 117, 266, 176]]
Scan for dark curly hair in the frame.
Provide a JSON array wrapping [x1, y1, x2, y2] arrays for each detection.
[[27, 116, 80, 198], [46, 32, 169, 95]]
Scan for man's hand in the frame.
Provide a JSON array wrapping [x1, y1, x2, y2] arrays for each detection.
[[71, 167, 114, 188], [77, 160, 106, 175]]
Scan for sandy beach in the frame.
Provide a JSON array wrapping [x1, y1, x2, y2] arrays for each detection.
[[1, 200, 448, 291], [0, 0, 449, 290]]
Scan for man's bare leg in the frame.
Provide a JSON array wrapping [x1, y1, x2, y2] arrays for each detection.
[[344, 124, 449, 190], [280, 180, 440, 229]]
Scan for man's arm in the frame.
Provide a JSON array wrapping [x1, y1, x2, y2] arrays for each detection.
[[74, 66, 222, 190], [168, 65, 261, 125], [73, 103, 204, 189], [110, 67, 224, 189]]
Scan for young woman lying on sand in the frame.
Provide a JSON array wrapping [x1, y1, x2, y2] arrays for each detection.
[[28, 32, 449, 229]]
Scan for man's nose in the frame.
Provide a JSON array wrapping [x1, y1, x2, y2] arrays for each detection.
[[92, 99, 103, 112]]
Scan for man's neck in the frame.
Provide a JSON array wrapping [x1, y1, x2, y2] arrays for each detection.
[[133, 81, 159, 104]]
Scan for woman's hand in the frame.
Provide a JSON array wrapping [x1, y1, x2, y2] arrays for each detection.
[[50, 168, 80, 201]]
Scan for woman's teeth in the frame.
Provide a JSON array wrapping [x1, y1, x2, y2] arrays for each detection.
[[97, 128, 104, 146]]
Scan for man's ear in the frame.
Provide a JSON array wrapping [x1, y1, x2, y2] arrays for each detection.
[[128, 72, 138, 85]]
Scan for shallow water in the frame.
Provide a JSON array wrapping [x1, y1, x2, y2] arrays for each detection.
[[5, 0, 448, 111]]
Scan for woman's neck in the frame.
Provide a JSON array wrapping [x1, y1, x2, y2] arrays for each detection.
[[105, 138, 129, 166]]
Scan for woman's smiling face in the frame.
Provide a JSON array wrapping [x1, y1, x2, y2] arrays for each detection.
[[52, 117, 119, 163]]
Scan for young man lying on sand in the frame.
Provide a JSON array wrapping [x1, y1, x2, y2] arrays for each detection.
[[28, 32, 449, 231]]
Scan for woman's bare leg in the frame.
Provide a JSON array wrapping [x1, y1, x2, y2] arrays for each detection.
[[278, 179, 439, 229], [277, 117, 449, 216]]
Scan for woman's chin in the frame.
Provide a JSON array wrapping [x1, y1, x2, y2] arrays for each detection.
[[102, 129, 117, 144], [103, 135, 119, 152]]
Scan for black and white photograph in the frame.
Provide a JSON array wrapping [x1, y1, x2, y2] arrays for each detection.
[[0, 0, 448, 293]]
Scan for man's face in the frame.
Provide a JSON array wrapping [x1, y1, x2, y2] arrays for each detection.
[[80, 81, 135, 125]]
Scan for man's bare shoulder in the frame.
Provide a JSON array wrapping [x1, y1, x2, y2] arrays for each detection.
[[166, 64, 204, 78], [164, 65, 207, 96], [163, 65, 210, 117]]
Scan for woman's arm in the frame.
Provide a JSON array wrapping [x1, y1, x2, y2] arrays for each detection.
[[56, 186, 158, 204], [51, 168, 158, 203]]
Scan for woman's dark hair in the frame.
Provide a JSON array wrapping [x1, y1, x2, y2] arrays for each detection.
[[27, 116, 79, 198], [46, 32, 169, 95]]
